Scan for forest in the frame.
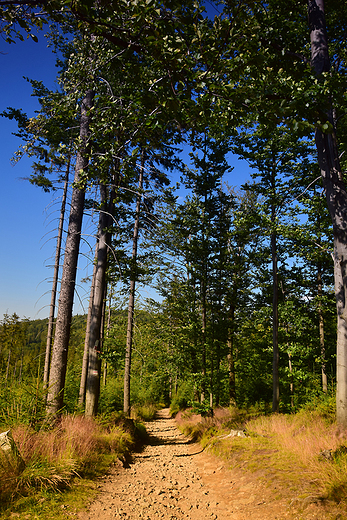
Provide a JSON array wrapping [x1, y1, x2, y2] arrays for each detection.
[[1, 0, 347, 431]]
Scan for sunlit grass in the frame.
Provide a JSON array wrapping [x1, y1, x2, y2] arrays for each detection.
[[176, 406, 347, 517], [0, 413, 145, 518], [131, 403, 158, 422]]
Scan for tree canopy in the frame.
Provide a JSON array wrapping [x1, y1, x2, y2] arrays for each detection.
[[2, 0, 347, 425]]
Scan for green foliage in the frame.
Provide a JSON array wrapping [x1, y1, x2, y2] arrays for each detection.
[[0, 379, 47, 429], [98, 374, 124, 414], [298, 391, 336, 421], [3, 0, 347, 426], [170, 379, 196, 416]]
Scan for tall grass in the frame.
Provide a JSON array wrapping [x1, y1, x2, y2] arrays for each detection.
[[176, 406, 347, 515], [0, 414, 138, 511], [247, 411, 347, 502], [131, 403, 158, 422]]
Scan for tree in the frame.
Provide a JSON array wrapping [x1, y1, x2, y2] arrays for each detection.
[[43, 151, 71, 389], [208, 0, 347, 419], [0, 313, 27, 384], [123, 150, 145, 417], [85, 182, 114, 416], [151, 132, 238, 406], [1, 84, 79, 391], [308, 0, 347, 425], [295, 180, 335, 394], [46, 89, 94, 419], [232, 124, 313, 411]]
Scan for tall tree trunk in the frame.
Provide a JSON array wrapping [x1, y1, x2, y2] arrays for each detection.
[[103, 289, 113, 387], [288, 352, 294, 409], [201, 289, 207, 402], [318, 261, 328, 392], [85, 183, 110, 417], [86, 166, 118, 399], [43, 151, 71, 389], [200, 195, 208, 403], [214, 337, 221, 407], [78, 247, 97, 407], [19, 347, 23, 382], [271, 169, 279, 412], [100, 284, 107, 387], [227, 303, 237, 405], [124, 151, 145, 417], [308, 0, 347, 425], [46, 89, 94, 420]]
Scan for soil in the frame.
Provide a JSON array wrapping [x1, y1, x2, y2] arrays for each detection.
[[76, 409, 338, 520]]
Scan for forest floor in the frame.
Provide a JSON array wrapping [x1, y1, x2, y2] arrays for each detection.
[[76, 408, 342, 520]]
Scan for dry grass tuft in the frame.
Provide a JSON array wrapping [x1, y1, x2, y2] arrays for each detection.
[[13, 415, 101, 466], [248, 412, 346, 468], [176, 406, 347, 516], [0, 413, 140, 509], [17, 458, 80, 491], [175, 410, 204, 441]]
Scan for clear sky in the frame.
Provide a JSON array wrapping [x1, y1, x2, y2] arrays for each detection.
[[0, 28, 252, 322], [0, 32, 63, 321]]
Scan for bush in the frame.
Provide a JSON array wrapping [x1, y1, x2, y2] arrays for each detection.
[[98, 375, 124, 414], [170, 379, 196, 416]]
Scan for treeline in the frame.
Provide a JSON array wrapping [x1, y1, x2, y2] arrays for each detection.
[[1, 0, 347, 425]]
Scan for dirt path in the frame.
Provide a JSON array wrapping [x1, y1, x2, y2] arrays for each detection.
[[76, 409, 314, 520]]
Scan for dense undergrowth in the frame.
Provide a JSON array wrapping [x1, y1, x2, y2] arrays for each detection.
[[175, 402, 347, 518], [0, 407, 156, 520]]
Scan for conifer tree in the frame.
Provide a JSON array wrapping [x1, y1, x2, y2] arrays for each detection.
[[232, 124, 313, 411]]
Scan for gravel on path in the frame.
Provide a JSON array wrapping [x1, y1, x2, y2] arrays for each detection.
[[76, 408, 309, 520]]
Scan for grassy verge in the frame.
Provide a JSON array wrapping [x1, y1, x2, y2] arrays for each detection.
[[0, 413, 147, 519], [176, 406, 347, 519]]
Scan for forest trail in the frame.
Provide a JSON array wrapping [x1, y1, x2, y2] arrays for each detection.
[[76, 409, 317, 520]]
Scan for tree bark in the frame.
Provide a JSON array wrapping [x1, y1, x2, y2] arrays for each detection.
[[103, 289, 113, 387], [43, 153, 71, 389], [100, 284, 107, 387], [227, 303, 237, 405], [200, 196, 208, 403], [124, 151, 144, 417], [317, 261, 328, 392], [78, 246, 97, 407], [201, 289, 207, 402], [46, 89, 94, 420], [308, 0, 347, 425], [271, 154, 279, 412], [5, 346, 11, 382], [288, 352, 294, 409], [272, 227, 279, 412], [85, 183, 110, 416]]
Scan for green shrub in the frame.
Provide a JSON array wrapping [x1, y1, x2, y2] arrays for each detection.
[[170, 379, 196, 416], [98, 375, 124, 414]]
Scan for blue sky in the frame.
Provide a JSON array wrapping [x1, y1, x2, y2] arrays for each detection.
[[0, 32, 62, 320], [0, 29, 252, 322]]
